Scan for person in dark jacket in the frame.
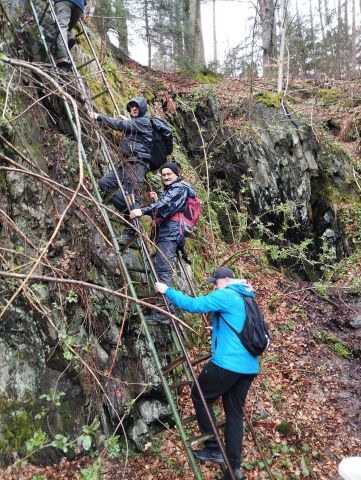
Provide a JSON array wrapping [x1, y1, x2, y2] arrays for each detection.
[[129, 162, 195, 287], [155, 267, 258, 480], [91, 97, 153, 241], [54, 0, 87, 68]]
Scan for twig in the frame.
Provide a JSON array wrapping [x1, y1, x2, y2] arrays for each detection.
[[0, 271, 196, 332], [0, 56, 83, 321], [1, 69, 15, 121]]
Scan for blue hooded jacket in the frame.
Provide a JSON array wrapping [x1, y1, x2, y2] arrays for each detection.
[[165, 280, 259, 374]]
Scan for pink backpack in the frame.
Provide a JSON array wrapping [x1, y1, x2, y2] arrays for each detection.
[[170, 195, 202, 236]]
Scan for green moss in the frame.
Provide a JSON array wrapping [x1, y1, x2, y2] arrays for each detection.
[[254, 91, 282, 108], [178, 67, 221, 84], [313, 331, 352, 359], [317, 88, 340, 106], [0, 392, 41, 456], [276, 422, 293, 435]]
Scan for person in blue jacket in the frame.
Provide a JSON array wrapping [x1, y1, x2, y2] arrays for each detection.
[[155, 266, 259, 480], [90, 97, 153, 242], [54, 0, 87, 68]]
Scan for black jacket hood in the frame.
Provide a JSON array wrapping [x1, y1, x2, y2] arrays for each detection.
[[126, 96, 148, 117]]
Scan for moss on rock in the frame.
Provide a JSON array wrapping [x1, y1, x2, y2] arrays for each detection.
[[254, 91, 282, 108]]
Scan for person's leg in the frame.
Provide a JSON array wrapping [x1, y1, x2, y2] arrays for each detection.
[[68, 5, 83, 30], [54, 1, 73, 61], [123, 161, 147, 209], [120, 162, 147, 236], [155, 240, 178, 287], [191, 362, 241, 451], [98, 167, 128, 213], [222, 374, 256, 470], [67, 5, 82, 49]]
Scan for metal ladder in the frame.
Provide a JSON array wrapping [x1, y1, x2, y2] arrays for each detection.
[[26, 2, 237, 478]]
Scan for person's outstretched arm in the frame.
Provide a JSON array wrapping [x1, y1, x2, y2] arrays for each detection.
[[155, 282, 225, 314]]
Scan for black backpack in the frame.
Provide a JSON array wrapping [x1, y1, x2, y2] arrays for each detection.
[[219, 294, 270, 356], [149, 118, 173, 171]]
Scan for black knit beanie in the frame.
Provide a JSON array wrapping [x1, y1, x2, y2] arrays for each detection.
[[161, 162, 180, 176]]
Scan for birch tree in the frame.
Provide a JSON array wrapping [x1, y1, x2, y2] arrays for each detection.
[[213, 0, 218, 66], [277, 0, 287, 92]]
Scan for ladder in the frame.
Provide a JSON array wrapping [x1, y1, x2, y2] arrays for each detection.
[[25, 2, 237, 478]]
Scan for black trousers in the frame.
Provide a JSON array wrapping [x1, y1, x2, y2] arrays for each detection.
[[155, 240, 178, 287], [98, 161, 147, 235], [191, 361, 256, 470]]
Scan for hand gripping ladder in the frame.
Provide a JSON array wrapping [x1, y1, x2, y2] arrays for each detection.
[[27, 2, 237, 478]]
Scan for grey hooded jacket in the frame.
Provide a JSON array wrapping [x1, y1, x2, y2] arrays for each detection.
[[96, 96, 153, 162]]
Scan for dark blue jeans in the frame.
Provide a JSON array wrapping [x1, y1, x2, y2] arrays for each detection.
[[191, 361, 256, 469], [155, 240, 178, 287], [98, 161, 147, 235]]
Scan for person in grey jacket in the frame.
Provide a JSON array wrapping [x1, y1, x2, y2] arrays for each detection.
[[91, 97, 153, 241], [54, 0, 87, 68], [130, 162, 195, 287]]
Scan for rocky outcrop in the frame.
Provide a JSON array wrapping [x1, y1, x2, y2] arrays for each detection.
[[175, 94, 356, 269]]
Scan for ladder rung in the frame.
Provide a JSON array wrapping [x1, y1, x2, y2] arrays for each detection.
[[158, 350, 182, 356], [77, 58, 96, 69], [39, 3, 49, 24], [188, 421, 226, 447], [128, 268, 147, 274], [75, 30, 85, 38], [162, 353, 211, 375], [91, 89, 109, 101], [172, 380, 193, 391]]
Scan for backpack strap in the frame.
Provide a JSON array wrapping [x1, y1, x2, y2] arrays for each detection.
[[217, 312, 241, 337], [217, 290, 246, 338]]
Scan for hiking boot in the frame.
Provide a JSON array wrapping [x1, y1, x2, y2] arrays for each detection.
[[223, 468, 245, 480], [67, 31, 77, 50], [192, 448, 224, 464], [56, 57, 71, 69]]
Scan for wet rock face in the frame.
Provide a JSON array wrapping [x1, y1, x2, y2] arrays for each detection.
[[176, 97, 354, 262]]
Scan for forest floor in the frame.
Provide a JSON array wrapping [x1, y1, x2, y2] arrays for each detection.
[[3, 246, 361, 480]]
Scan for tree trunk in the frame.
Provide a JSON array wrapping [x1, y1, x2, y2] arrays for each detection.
[[258, 0, 277, 77], [183, 0, 205, 66], [190, 0, 205, 65], [277, 0, 287, 92], [351, 0, 356, 74], [337, 0, 342, 76], [173, 0, 184, 63], [295, 0, 306, 76], [309, 0, 316, 77], [317, 0, 325, 40], [213, 0, 218, 66], [144, 0, 151, 68], [324, 0, 330, 26]]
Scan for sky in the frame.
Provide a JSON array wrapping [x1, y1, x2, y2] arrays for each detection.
[[127, 0, 361, 68], [128, 1, 252, 66]]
